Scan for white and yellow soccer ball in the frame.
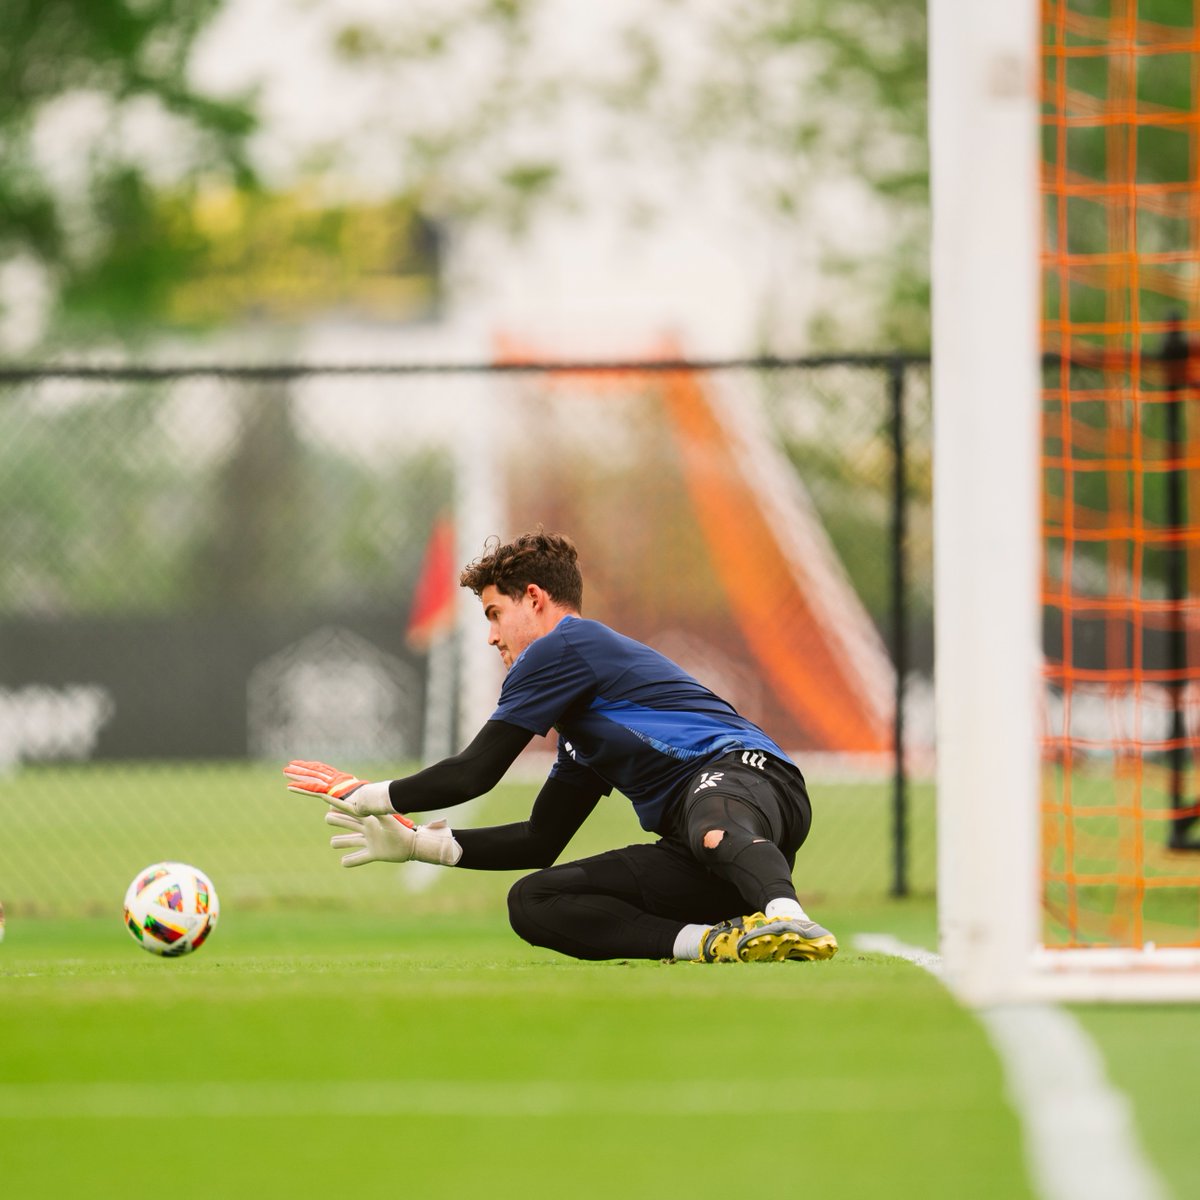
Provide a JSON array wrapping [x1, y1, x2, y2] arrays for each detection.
[[123, 862, 219, 957]]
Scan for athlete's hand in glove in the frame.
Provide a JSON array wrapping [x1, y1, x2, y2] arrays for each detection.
[[325, 810, 464, 868], [283, 760, 394, 817]]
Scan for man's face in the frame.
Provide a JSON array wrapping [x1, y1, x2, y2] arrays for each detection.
[[480, 584, 543, 669]]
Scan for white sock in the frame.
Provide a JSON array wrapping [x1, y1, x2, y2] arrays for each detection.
[[672, 923, 709, 960], [764, 897, 809, 922]]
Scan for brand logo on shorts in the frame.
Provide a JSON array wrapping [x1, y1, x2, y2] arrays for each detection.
[[741, 751, 767, 769], [693, 771, 724, 793]]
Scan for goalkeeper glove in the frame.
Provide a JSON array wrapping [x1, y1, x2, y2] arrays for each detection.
[[283, 759, 394, 818], [325, 810, 463, 868]]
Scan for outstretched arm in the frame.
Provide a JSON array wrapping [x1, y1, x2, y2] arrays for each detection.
[[284, 720, 533, 818], [287, 724, 605, 873], [453, 774, 606, 870], [387, 720, 533, 814]]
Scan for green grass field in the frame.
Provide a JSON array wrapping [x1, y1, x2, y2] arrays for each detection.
[[2, 765, 1199, 1199], [1, 906, 1035, 1200]]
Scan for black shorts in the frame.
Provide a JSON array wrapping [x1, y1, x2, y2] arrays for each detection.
[[661, 750, 812, 861]]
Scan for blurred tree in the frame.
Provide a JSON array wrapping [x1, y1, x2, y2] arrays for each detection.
[[0, 0, 256, 342], [2, 0, 931, 349], [323, 0, 928, 350], [64, 187, 441, 333], [607, 0, 928, 350]]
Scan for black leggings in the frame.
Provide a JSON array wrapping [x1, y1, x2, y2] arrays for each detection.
[[506, 754, 812, 961]]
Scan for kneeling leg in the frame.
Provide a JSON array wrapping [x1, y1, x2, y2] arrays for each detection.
[[683, 793, 798, 913], [507, 851, 680, 961]]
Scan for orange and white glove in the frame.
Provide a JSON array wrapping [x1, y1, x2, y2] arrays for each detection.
[[283, 760, 394, 818], [324, 810, 463, 868]]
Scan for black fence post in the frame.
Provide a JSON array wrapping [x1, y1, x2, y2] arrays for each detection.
[[1164, 319, 1198, 849], [889, 356, 909, 896]]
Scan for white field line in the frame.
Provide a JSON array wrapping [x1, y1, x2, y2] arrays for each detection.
[[855, 934, 1169, 1200]]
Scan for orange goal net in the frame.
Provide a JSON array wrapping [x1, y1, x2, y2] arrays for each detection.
[[1041, 0, 1200, 949]]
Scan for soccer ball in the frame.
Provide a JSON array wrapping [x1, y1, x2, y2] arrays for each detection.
[[123, 862, 219, 957]]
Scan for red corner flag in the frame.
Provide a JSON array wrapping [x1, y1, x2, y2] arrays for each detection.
[[406, 516, 457, 650]]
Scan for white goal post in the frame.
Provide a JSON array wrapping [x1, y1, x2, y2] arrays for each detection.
[[930, 1, 1200, 1003]]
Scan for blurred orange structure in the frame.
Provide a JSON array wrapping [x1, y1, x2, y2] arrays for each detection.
[[493, 335, 893, 757]]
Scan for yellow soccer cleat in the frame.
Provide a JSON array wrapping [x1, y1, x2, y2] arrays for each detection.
[[737, 915, 839, 962], [695, 914, 760, 962], [696, 913, 840, 963]]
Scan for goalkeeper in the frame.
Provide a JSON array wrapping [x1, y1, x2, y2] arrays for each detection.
[[284, 529, 837, 964]]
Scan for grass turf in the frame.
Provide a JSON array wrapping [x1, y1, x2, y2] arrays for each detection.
[[0, 906, 1034, 1200], [1072, 1003, 1200, 1200], [4, 763, 1200, 1197]]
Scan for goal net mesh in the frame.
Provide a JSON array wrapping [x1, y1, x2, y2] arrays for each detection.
[[1041, 0, 1200, 950]]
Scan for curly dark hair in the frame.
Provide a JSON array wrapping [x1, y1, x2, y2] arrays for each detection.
[[459, 528, 583, 610]]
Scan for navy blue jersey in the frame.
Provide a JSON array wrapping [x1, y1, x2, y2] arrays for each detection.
[[490, 615, 791, 831]]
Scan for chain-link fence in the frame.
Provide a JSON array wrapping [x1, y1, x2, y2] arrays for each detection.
[[0, 355, 931, 915]]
